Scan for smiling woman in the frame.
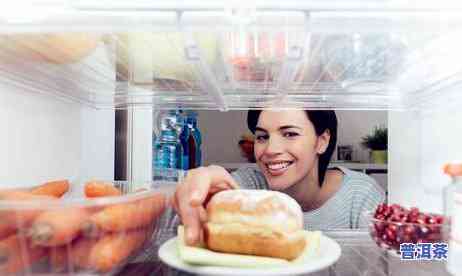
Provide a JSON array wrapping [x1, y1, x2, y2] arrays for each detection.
[[171, 110, 385, 247], [232, 110, 385, 230]]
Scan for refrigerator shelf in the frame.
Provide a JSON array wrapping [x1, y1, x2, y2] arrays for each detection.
[[1, 4, 462, 110], [120, 230, 450, 276]]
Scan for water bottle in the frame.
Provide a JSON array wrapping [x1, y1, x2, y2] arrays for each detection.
[[178, 111, 190, 171], [185, 111, 202, 168], [152, 111, 183, 181]]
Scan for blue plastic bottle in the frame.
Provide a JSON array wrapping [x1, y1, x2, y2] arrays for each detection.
[[152, 112, 183, 181], [178, 111, 190, 171], [185, 111, 202, 168]]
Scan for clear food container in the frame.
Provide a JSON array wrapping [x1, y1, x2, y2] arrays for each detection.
[[0, 180, 174, 275], [364, 204, 448, 255], [320, 33, 407, 89], [223, 30, 293, 83]]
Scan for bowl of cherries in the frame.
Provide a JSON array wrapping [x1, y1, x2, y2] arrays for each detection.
[[365, 203, 448, 254]]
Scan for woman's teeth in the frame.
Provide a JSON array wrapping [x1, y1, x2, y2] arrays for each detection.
[[266, 161, 293, 174]]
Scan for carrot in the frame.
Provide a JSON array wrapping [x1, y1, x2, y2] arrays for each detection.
[[0, 234, 47, 274], [70, 237, 100, 269], [0, 192, 56, 240], [0, 187, 29, 196], [0, 190, 55, 201], [88, 228, 149, 272], [49, 245, 69, 272], [84, 181, 122, 198], [0, 179, 69, 199], [31, 179, 69, 198], [50, 237, 102, 272], [28, 207, 91, 246], [82, 193, 166, 234]]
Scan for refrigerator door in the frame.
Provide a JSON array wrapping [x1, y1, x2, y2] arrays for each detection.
[[389, 86, 462, 214]]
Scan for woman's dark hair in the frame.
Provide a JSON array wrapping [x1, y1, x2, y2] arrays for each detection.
[[247, 110, 338, 186]]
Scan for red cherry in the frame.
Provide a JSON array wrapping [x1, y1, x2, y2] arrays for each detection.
[[374, 222, 386, 232], [408, 213, 419, 223], [409, 207, 419, 217], [400, 214, 409, 223], [387, 224, 398, 232], [426, 216, 437, 224], [403, 225, 415, 235], [390, 213, 405, 222], [376, 203, 386, 213], [435, 215, 445, 224], [385, 228, 396, 241], [419, 226, 431, 237], [416, 214, 427, 225]]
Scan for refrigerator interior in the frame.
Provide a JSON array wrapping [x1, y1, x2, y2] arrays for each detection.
[[1, 1, 462, 213]]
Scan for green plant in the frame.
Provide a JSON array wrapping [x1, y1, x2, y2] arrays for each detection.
[[361, 125, 388, 151]]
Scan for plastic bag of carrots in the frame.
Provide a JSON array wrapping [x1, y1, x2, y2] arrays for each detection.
[[0, 180, 168, 275]]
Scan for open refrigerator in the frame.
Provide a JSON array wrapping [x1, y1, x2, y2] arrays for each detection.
[[1, 0, 462, 275]]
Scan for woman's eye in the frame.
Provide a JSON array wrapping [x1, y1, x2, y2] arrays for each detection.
[[283, 132, 299, 138], [255, 134, 268, 141]]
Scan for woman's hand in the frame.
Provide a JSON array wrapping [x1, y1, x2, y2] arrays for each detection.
[[173, 165, 239, 246]]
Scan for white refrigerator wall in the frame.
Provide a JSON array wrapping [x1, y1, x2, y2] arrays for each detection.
[[0, 93, 114, 187], [0, 91, 81, 186], [0, 44, 115, 188], [80, 107, 115, 182], [389, 87, 462, 213]]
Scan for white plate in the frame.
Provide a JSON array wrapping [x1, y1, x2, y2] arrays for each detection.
[[159, 235, 342, 276]]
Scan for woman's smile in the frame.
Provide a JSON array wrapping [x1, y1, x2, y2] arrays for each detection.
[[264, 160, 295, 176]]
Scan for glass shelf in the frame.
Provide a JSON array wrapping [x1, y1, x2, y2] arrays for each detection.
[[119, 230, 451, 276], [0, 3, 461, 110]]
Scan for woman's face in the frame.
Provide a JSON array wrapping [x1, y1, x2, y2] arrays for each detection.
[[253, 110, 329, 190]]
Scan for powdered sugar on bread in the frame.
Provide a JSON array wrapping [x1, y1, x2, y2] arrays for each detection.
[[207, 190, 303, 231]]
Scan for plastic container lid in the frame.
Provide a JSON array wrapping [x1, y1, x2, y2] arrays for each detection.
[[443, 163, 462, 177]]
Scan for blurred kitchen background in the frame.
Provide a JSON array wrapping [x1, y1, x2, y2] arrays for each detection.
[[196, 110, 388, 194]]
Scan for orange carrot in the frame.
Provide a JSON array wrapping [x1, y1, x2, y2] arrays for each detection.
[[0, 187, 28, 196], [70, 237, 100, 269], [83, 193, 166, 234], [0, 192, 56, 240], [28, 207, 91, 246], [31, 179, 69, 198], [84, 181, 122, 198], [0, 234, 47, 274], [0, 190, 55, 201], [88, 228, 149, 272], [49, 245, 69, 272], [0, 179, 69, 199], [50, 237, 100, 271]]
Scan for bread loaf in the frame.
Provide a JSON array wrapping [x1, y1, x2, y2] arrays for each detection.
[[204, 190, 306, 260]]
